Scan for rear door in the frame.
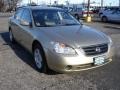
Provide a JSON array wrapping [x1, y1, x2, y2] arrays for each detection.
[[108, 10, 120, 21], [11, 8, 24, 41], [18, 8, 33, 50], [114, 10, 120, 22]]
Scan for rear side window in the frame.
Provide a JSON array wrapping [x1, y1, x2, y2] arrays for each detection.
[[77, 8, 82, 11], [14, 8, 24, 20], [116, 10, 120, 14]]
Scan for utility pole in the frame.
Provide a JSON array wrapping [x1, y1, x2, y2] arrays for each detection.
[[119, 0, 120, 8], [87, 0, 90, 17], [50, 0, 51, 6], [101, 0, 103, 9], [66, 0, 69, 10], [109, 3, 111, 7], [37, 0, 38, 5], [86, 0, 92, 22], [30, 0, 31, 4]]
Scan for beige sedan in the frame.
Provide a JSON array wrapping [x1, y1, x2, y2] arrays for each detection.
[[9, 6, 114, 73]]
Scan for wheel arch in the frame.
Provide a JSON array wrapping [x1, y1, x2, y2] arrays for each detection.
[[9, 26, 11, 31], [102, 15, 107, 18], [32, 40, 49, 68], [32, 40, 47, 60], [101, 15, 108, 21], [75, 13, 78, 16]]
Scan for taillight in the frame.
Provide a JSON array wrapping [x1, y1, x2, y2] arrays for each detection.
[[89, 11, 93, 14], [82, 11, 87, 14]]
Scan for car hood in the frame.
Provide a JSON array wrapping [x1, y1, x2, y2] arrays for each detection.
[[36, 25, 109, 48]]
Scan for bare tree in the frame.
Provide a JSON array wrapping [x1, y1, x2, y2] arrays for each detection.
[[7, 0, 22, 11], [0, 0, 22, 12], [0, 0, 4, 12]]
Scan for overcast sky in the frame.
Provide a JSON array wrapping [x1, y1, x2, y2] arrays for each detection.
[[22, 0, 119, 6]]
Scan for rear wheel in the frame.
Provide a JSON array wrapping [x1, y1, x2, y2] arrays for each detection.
[[102, 16, 108, 22], [75, 14, 79, 20], [33, 43, 48, 73]]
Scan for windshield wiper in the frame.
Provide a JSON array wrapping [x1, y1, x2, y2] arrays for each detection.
[[37, 25, 56, 27], [63, 23, 80, 26]]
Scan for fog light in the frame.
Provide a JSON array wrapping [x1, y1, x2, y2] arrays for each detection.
[[65, 65, 72, 70]]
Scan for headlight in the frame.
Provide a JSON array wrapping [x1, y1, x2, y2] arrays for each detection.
[[51, 42, 76, 55]]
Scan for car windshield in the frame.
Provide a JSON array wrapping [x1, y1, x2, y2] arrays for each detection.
[[32, 9, 80, 27]]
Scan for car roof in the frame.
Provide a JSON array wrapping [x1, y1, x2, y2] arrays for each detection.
[[19, 6, 63, 11]]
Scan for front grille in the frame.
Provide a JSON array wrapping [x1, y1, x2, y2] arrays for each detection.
[[82, 44, 108, 56]]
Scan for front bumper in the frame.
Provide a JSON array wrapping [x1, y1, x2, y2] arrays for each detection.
[[46, 45, 114, 73]]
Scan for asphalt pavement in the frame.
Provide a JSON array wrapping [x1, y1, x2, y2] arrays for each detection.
[[0, 17, 120, 90]]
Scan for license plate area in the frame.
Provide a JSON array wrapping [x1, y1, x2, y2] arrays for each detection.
[[94, 56, 105, 65]]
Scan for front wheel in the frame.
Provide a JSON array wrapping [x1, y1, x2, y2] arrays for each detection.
[[9, 30, 15, 43], [33, 44, 48, 73]]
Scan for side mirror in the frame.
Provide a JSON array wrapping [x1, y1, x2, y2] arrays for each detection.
[[111, 10, 118, 14], [20, 20, 32, 28]]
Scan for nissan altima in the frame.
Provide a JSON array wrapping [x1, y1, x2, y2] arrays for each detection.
[[8, 6, 114, 73]]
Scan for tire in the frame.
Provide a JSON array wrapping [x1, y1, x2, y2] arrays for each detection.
[[102, 16, 108, 22], [33, 43, 48, 73], [9, 30, 15, 43], [75, 14, 79, 20], [99, 13, 102, 17]]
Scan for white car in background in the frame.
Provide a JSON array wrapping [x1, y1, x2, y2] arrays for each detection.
[[70, 8, 93, 20], [99, 7, 119, 17], [101, 10, 120, 22]]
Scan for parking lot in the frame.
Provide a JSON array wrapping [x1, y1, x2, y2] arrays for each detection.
[[0, 17, 120, 90]]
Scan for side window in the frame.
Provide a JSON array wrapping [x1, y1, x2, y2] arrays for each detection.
[[21, 9, 31, 23], [113, 10, 120, 14], [117, 10, 120, 14], [14, 9, 24, 20]]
